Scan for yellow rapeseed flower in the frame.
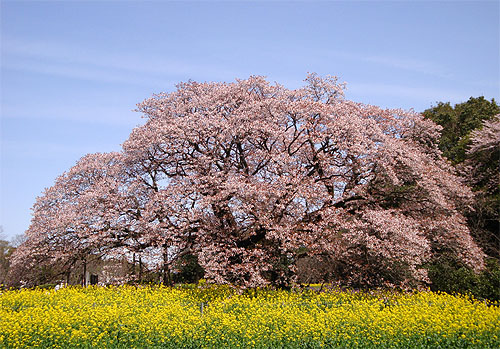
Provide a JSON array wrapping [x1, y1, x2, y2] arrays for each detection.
[[0, 285, 498, 348]]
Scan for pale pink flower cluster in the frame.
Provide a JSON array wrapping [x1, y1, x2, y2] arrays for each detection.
[[463, 115, 500, 195]]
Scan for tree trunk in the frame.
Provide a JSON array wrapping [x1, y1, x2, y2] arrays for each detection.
[[82, 259, 87, 286], [139, 255, 143, 283], [162, 245, 171, 286], [132, 253, 136, 279]]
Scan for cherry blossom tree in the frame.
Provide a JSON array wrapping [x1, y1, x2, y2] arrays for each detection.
[[10, 152, 144, 285], [466, 115, 500, 194], [122, 74, 484, 288], [14, 74, 485, 288], [11, 150, 192, 286], [461, 115, 500, 258]]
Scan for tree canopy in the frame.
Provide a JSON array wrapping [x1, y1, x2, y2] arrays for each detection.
[[10, 75, 484, 288], [422, 97, 499, 164]]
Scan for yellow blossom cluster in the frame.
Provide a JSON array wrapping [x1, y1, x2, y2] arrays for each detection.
[[0, 285, 498, 348]]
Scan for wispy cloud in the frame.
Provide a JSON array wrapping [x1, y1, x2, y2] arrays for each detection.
[[1, 37, 240, 126], [330, 51, 496, 91], [1, 103, 143, 126], [362, 55, 453, 79], [329, 50, 453, 79], [4, 58, 174, 87], [1, 37, 239, 86], [2, 139, 117, 160]]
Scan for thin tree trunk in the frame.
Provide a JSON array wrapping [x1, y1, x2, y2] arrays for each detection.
[[139, 255, 143, 283], [82, 259, 87, 286], [162, 245, 171, 286], [132, 253, 136, 279]]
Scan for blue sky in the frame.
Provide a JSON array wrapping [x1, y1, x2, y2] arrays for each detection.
[[1, 0, 499, 241]]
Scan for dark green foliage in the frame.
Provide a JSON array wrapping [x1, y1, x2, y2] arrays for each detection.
[[427, 255, 477, 294], [475, 259, 500, 302], [173, 253, 205, 284], [29, 265, 62, 287], [467, 192, 500, 259], [366, 180, 419, 210], [427, 255, 500, 302], [423, 96, 499, 164]]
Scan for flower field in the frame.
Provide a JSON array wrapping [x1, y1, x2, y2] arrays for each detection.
[[0, 285, 499, 348]]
